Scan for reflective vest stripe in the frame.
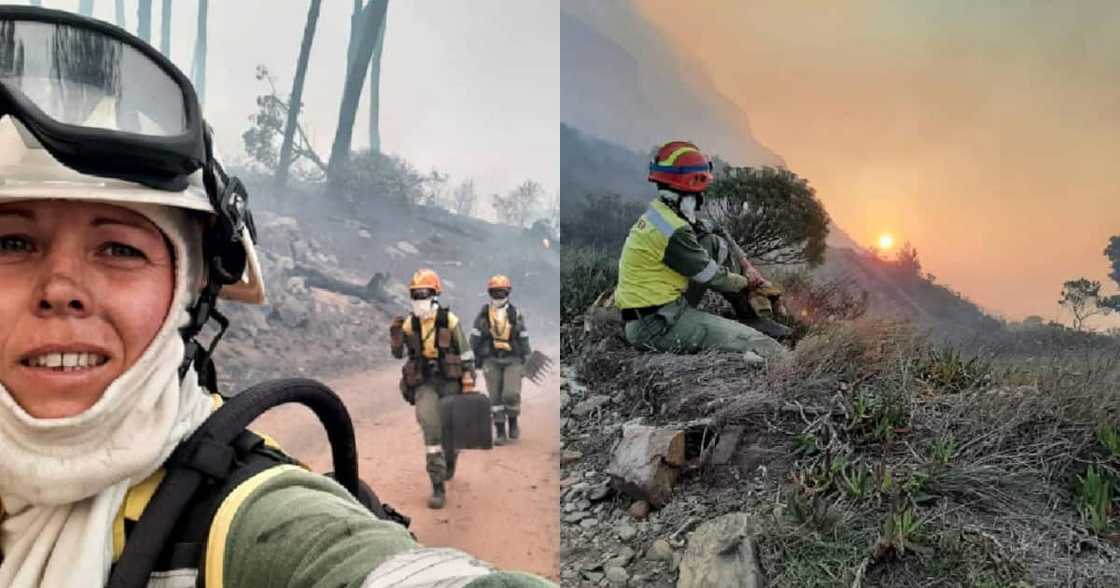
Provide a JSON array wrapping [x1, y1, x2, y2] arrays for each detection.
[[205, 464, 303, 588]]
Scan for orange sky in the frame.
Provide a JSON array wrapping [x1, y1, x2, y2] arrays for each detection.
[[636, 2, 1120, 322]]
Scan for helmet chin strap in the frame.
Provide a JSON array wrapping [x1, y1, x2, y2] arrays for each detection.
[[178, 126, 251, 390]]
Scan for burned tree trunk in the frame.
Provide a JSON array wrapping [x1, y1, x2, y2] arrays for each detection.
[[368, 8, 387, 152], [190, 0, 208, 105], [326, 0, 388, 185], [276, 0, 323, 188], [291, 263, 392, 304], [137, 0, 152, 42], [160, 0, 172, 56]]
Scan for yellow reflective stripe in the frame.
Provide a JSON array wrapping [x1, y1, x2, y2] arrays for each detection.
[[112, 468, 167, 561], [205, 464, 302, 588], [657, 145, 698, 166]]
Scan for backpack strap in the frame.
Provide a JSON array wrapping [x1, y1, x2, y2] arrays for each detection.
[[435, 306, 451, 359], [142, 430, 297, 583], [107, 378, 407, 588]]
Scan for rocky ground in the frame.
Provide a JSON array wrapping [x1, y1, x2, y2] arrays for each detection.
[[559, 315, 1120, 587]]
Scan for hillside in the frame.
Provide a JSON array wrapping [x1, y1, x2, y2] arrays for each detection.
[[211, 172, 560, 392], [561, 3, 782, 167]]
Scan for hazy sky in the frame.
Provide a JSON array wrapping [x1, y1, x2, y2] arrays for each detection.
[[25, 0, 559, 219], [636, 1, 1119, 322]]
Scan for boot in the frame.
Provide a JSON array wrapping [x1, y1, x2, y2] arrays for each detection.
[[428, 481, 446, 509], [445, 450, 457, 480], [494, 421, 508, 446], [508, 416, 520, 440]]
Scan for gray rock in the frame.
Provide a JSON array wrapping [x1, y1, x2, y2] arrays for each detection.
[[580, 518, 599, 529], [609, 546, 636, 567], [606, 423, 686, 507], [628, 500, 651, 520], [561, 449, 584, 465], [616, 522, 638, 542], [588, 484, 613, 502], [571, 394, 612, 417], [605, 566, 629, 585], [676, 512, 763, 588], [582, 571, 604, 583], [647, 539, 674, 562], [271, 296, 310, 329]]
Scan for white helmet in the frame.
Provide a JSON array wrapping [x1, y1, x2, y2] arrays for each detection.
[[0, 114, 265, 304]]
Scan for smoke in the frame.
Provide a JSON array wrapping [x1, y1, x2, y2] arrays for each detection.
[[627, 1, 1120, 320]]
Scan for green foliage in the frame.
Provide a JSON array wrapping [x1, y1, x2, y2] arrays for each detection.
[[930, 433, 957, 466], [841, 462, 874, 498], [847, 388, 910, 443], [890, 242, 922, 279], [492, 179, 544, 228], [704, 166, 831, 267], [334, 149, 447, 210], [1106, 235, 1120, 288], [1059, 278, 1113, 331], [559, 192, 645, 251], [915, 347, 992, 392], [1098, 424, 1120, 458], [1077, 464, 1114, 533], [242, 66, 327, 182], [560, 245, 617, 324], [879, 507, 925, 557]]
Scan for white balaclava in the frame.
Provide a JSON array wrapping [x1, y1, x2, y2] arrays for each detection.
[[412, 296, 438, 320], [0, 202, 215, 587], [659, 188, 699, 223]]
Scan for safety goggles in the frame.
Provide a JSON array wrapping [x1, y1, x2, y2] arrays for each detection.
[[0, 6, 205, 191], [488, 288, 510, 300], [410, 289, 436, 301]]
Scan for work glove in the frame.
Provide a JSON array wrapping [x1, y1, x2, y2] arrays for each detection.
[[389, 316, 405, 358], [400, 383, 416, 405]]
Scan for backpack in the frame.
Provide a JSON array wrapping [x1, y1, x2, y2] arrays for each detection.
[[106, 378, 409, 588]]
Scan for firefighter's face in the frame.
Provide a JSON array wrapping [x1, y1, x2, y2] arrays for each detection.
[[0, 200, 174, 418]]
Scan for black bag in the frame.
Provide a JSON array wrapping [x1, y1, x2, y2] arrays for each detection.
[[441, 392, 493, 450]]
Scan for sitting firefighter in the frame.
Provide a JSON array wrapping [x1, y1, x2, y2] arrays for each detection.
[[390, 269, 477, 509], [470, 275, 532, 445], [615, 140, 790, 364]]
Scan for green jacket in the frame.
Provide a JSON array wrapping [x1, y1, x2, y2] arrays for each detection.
[[213, 467, 554, 587], [615, 199, 748, 309]]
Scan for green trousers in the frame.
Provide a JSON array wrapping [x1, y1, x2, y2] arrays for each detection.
[[483, 355, 523, 423], [623, 296, 788, 358], [413, 376, 460, 484], [625, 229, 789, 358]]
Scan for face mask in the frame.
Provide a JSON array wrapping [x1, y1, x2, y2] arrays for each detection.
[[679, 195, 698, 223], [412, 299, 434, 318], [490, 297, 509, 308]]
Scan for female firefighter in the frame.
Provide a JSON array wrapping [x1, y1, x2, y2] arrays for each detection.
[[0, 7, 552, 587]]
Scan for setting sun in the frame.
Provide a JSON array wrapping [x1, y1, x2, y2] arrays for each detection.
[[878, 233, 895, 250]]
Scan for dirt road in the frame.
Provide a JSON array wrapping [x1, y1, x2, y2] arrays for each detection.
[[250, 358, 561, 581]]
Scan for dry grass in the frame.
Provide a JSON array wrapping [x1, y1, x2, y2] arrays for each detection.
[[565, 317, 1120, 587]]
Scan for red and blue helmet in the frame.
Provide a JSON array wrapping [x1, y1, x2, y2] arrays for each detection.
[[648, 140, 714, 194]]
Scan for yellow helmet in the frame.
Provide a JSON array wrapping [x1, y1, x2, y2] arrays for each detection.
[[487, 274, 512, 291], [409, 268, 443, 295]]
